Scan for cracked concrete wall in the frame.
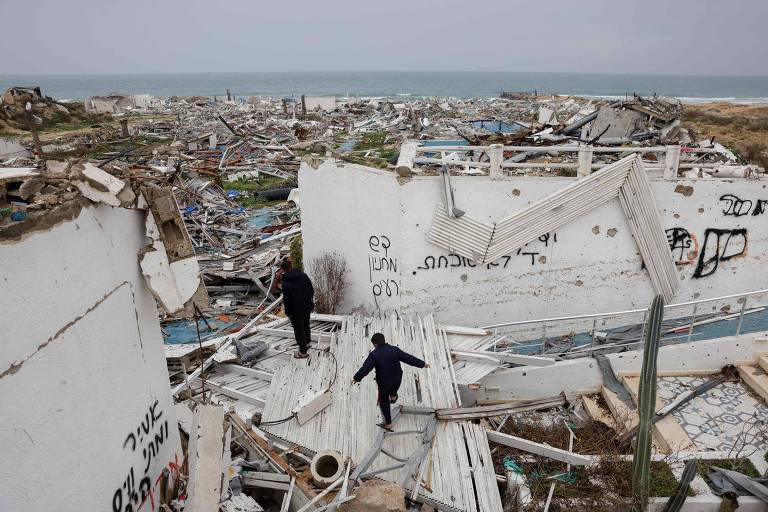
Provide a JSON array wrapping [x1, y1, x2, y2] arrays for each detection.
[[300, 160, 768, 327], [0, 204, 181, 512]]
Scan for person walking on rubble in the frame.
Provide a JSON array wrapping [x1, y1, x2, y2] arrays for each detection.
[[280, 258, 314, 359], [351, 333, 430, 431]]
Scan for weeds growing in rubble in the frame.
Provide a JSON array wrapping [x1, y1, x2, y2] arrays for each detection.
[[309, 252, 347, 314], [489, 416, 683, 511]]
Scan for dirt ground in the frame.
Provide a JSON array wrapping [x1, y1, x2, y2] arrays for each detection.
[[682, 102, 768, 169]]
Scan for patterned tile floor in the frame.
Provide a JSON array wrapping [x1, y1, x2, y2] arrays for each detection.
[[657, 376, 768, 452]]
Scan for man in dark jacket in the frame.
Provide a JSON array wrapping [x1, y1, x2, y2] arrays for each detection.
[[280, 258, 314, 359], [352, 332, 430, 430]]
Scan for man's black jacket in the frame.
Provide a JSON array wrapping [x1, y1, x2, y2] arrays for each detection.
[[281, 269, 314, 316], [353, 344, 425, 385]]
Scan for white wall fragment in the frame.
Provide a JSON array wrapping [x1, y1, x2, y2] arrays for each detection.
[[139, 208, 201, 314], [72, 162, 135, 207]]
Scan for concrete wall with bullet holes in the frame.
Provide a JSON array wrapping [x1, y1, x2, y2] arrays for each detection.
[[300, 160, 768, 328], [0, 204, 181, 512]]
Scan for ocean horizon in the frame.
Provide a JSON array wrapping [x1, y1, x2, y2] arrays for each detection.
[[2, 71, 768, 104]]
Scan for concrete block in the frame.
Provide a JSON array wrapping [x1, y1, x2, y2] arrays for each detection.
[[339, 480, 405, 512]]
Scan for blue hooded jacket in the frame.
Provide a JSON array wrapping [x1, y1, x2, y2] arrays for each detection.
[[353, 344, 425, 386]]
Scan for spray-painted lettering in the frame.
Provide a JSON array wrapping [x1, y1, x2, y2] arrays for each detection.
[[112, 400, 172, 512], [665, 227, 698, 265], [368, 235, 400, 298], [693, 228, 748, 278], [720, 194, 768, 217], [415, 233, 557, 273]]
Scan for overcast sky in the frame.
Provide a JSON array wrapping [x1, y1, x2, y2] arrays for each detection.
[[2, 0, 767, 76]]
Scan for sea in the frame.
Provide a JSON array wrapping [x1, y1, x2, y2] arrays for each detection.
[[1, 71, 767, 103]]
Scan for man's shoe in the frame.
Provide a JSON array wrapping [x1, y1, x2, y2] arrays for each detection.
[[294, 351, 309, 359]]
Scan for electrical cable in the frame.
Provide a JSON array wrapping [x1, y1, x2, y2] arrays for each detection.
[[256, 343, 339, 426]]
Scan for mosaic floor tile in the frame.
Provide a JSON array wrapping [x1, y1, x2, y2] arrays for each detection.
[[657, 376, 768, 452]]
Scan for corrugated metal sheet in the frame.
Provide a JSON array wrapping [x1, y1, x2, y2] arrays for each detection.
[[427, 154, 679, 300], [260, 315, 503, 512]]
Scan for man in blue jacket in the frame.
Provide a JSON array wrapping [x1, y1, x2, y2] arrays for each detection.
[[352, 332, 430, 430]]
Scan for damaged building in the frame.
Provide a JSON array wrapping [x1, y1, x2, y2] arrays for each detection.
[[0, 164, 203, 511], [2, 86, 768, 512]]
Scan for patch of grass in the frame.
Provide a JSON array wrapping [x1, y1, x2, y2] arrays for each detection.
[[648, 461, 685, 497], [354, 130, 390, 151], [236, 195, 281, 208], [225, 176, 296, 208], [225, 176, 296, 192], [290, 234, 303, 271], [339, 153, 389, 169], [377, 147, 398, 160]]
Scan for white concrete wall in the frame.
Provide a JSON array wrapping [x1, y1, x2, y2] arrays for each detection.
[[300, 161, 403, 313], [0, 204, 181, 512], [300, 160, 768, 326]]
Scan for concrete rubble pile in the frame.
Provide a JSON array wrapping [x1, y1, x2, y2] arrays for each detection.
[[5, 85, 768, 512]]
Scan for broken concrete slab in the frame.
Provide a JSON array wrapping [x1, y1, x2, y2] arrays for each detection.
[[72, 162, 135, 207], [338, 480, 405, 512], [0, 138, 30, 159]]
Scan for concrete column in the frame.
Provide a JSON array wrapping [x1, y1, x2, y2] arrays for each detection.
[[664, 145, 681, 180], [119, 119, 129, 138], [489, 144, 504, 179], [209, 133, 218, 150], [577, 146, 593, 178]]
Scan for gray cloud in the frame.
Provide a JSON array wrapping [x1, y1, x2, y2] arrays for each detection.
[[1, 0, 766, 75]]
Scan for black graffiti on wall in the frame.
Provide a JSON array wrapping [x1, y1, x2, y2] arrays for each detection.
[[720, 194, 768, 217], [692, 228, 748, 278], [415, 233, 557, 272], [112, 399, 171, 512], [665, 227, 698, 264], [368, 234, 400, 298]]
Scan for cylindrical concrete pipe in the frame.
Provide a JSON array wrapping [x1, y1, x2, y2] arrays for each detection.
[[310, 450, 345, 488]]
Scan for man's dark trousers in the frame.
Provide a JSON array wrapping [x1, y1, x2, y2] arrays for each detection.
[[289, 312, 311, 353], [376, 377, 402, 424]]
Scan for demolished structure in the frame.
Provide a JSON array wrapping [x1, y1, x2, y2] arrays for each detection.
[[2, 87, 768, 511]]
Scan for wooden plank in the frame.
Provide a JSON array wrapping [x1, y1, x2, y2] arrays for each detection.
[[242, 475, 292, 491], [218, 363, 273, 382], [738, 365, 768, 402], [581, 395, 618, 431], [622, 376, 695, 453], [228, 414, 318, 500], [486, 430, 592, 466], [196, 378, 266, 407], [451, 350, 501, 365], [241, 471, 291, 482], [310, 313, 346, 323], [293, 390, 332, 425], [187, 405, 224, 512], [254, 326, 332, 342], [443, 325, 490, 336], [758, 356, 768, 375]]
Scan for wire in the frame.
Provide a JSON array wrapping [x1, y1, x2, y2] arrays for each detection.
[[255, 343, 339, 426]]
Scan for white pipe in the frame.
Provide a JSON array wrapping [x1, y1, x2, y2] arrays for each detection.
[[481, 288, 768, 330]]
